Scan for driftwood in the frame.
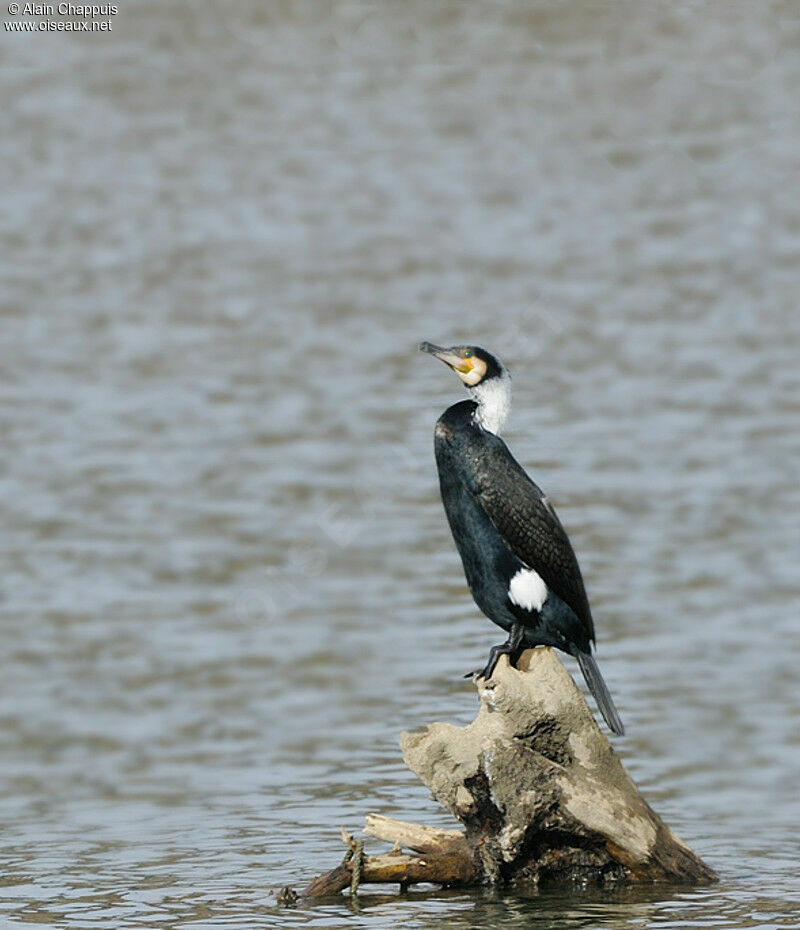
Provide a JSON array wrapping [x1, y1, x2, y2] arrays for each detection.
[[303, 821, 476, 898], [303, 648, 716, 897]]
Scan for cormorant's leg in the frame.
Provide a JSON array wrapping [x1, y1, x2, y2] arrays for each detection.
[[508, 632, 526, 668], [464, 623, 525, 680]]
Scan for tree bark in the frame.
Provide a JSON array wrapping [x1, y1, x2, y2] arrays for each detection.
[[302, 648, 716, 898]]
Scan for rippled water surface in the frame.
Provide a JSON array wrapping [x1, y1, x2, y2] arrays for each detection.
[[2, 2, 800, 927]]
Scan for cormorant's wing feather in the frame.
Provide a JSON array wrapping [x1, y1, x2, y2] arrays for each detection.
[[470, 435, 595, 639]]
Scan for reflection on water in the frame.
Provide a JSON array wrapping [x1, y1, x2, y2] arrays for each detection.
[[1, 1, 799, 927]]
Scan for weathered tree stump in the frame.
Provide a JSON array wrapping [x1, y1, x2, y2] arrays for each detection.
[[303, 648, 716, 897]]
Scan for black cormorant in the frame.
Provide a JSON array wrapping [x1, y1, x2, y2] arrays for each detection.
[[420, 341, 624, 736]]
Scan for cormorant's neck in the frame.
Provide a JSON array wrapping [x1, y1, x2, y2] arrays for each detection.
[[470, 374, 511, 435]]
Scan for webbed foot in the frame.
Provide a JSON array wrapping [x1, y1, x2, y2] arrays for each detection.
[[463, 623, 525, 681]]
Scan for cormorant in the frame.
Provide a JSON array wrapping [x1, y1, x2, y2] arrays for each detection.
[[420, 341, 624, 736]]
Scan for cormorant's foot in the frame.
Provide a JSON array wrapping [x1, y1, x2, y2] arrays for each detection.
[[462, 665, 498, 680], [508, 646, 525, 668], [461, 654, 506, 681], [465, 624, 525, 682]]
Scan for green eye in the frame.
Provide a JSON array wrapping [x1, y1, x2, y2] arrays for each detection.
[[463, 350, 473, 358]]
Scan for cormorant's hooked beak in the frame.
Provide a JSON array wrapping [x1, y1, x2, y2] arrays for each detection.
[[419, 341, 471, 373]]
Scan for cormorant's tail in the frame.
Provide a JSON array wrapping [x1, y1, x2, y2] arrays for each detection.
[[575, 651, 625, 736]]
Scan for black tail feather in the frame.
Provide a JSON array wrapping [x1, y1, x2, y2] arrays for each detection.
[[575, 651, 625, 736]]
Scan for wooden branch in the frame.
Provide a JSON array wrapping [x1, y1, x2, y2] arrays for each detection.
[[302, 648, 716, 898], [302, 844, 476, 898], [363, 814, 468, 856]]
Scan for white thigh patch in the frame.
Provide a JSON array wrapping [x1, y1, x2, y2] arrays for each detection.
[[508, 568, 548, 612]]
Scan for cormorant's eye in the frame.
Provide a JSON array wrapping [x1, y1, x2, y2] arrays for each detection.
[[463, 350, 473, 358]]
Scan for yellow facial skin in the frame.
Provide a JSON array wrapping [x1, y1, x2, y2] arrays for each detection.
[[456, 354, 486, 386]]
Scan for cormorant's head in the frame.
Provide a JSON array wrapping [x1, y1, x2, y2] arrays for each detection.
[[419, 341, 511, 433], [418, 342, 505, 387]]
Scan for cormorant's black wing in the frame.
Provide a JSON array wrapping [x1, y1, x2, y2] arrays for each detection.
[[469, 434, 595, 640]]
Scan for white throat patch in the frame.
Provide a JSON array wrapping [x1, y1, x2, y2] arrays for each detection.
[[471, 374, 511, 435]]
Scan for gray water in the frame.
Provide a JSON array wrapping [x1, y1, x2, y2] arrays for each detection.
[[2, 2, 800, 927]]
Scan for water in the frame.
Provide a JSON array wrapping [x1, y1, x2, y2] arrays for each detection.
[[2, 2, 799, 927]]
